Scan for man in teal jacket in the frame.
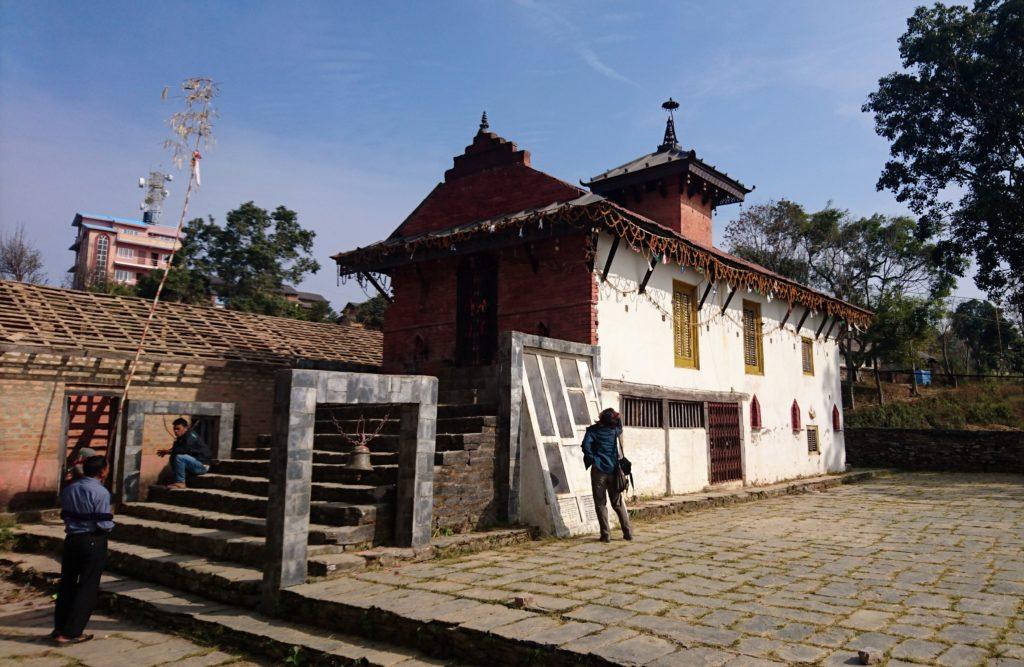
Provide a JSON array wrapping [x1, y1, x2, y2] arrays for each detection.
[[582, 408, 634, 542]]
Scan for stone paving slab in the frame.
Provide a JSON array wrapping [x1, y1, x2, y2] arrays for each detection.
[[280, 472, 1023, 666]]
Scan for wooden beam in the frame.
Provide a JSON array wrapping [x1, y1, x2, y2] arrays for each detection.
[[720, 284, 738, 314], [823, 317, 840, 341], [586, 230, 600, 272], [601, 235, 620, 282], [779, 306, 793, 328], [697, 281, 713, 310], [795, 307, 811, 332], [362, 272, 393, 303], [524, 243, 540, 274], [815, 315, 830, 339], [638, 255, 659, 294]]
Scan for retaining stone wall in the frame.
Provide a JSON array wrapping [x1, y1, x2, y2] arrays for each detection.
[[432, 439, 499, 533], [846, 427, 1023, 473]]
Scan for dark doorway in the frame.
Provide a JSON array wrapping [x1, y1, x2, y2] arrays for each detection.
[[62, 393, 119, 491], [707, 402, 742, 484], [456, 253, 498, 366]]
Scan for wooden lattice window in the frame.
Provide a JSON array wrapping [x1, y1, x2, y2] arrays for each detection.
[[791, 400, 801, 431], [673, 281, 699, 369], [806, 425, 819, 453], [668, 401, 704, 428], [750, 395, 762, 430], [742, 300, 764, 374], [832, 404, 841, 431], [622, 397, 663, 428], [801, 337, 814, 375]]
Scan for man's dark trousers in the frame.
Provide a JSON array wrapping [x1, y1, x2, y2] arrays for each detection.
[[54, 532, 107, 638]]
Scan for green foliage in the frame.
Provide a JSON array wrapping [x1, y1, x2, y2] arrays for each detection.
[[137, 202, 332, 321], [951, 299, 1024, 372], [348, 295, 388, 330], [283, 646, 305, 667], [87, 276, 138, 297], [864, 0, 1023, 310], [848, 381, 1022, 429]]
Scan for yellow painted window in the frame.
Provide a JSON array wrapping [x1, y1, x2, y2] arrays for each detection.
[[801, 337, 815, 375], [672, 281, 699, 369], [742, 300, 763, 374]]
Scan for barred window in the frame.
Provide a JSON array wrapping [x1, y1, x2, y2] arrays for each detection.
[[673, 281, 699, 369], [742, 300, 763, 374], [750, 395, 762, 430], [806, 425, 819, 453], [668, 400, 704, 428], [622, 397, 663, 428], [801, 337, 814, 375]]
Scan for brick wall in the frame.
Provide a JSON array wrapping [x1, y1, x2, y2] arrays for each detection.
[[382, 234, 597, 374], [0, 350, 277, 510], [846, 428, 1023, 473], [607, 181, 714, 246]]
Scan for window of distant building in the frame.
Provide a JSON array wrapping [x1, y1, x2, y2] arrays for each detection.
[[114, 269, 134, 282], [117, 246, 135, 258], [94, 236, 109, 278], [742, 300, 764, 375], [801, 337, 815, 375], [673, 280, 699, 369]]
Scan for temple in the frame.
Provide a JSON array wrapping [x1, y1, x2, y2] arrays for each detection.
[[334, 102, 871, 535]]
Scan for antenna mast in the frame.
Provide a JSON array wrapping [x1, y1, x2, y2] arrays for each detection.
[[138, 170, 173, 224]]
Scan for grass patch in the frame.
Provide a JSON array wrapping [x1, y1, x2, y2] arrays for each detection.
[[848, 381, 1023, 429]]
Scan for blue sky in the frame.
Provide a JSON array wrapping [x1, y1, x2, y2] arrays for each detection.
[[0, 0, 981, 306]]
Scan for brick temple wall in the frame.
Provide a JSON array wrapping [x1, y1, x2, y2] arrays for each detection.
[[382, 233, 597, 374], [846, 428, 1023, 473], [0, 350, 277, 510]]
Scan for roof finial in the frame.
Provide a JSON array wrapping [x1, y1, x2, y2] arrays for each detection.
[[659, 98, 680, 152], [479, 111, 489, 133]]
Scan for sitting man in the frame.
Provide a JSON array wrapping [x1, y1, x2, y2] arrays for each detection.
[[157, 417, 210, 489]]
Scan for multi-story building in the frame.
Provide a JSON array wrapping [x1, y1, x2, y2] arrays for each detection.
[[68, 213, 179, 289]]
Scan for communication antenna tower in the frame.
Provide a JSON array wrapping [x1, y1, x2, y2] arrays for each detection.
[[138, 170, 173, 224]]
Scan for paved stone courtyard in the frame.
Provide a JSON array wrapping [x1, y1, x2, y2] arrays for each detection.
[[0, 578, 260, 667], [303, 472, 1024, 666]]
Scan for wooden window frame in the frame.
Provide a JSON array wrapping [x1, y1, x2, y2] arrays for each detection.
[[791, 400, 801, 432], [832, 404, 842, 431], [742, 300, 764, 375], [622, 396, 663, 428], [672, 280, 700, 369], [750, 395, 762, 431], [806, 425, 819, 454], [801, 337, 815, 376]]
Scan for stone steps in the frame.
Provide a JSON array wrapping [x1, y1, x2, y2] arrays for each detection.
[[0, 551, 454, 666], [231, 447, 397, 466], [210, 459, 400, 487], [190, 474, 394, 505], [13, 522, 262, 607], [314, 414, 496, 436], [321, 403, 496, 419], [119, 502, 377, 546], [147, 486, 384, 527]]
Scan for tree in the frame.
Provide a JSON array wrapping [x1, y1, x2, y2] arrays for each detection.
[[0, 224, 46, 284], [724, 204, 951, 406], [144, 202, 327, 320], [864, 0, 1024, 311], [348, 294, 388, 330], [951, 298, 1024, 372]]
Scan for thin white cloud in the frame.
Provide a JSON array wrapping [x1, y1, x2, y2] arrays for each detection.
[[512, 0, 637, 86]]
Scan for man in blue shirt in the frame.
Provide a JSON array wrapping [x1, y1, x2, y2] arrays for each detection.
[[582, 408, 634, 543], [157, 417, 210, 489], [53, 455, 114, 644]]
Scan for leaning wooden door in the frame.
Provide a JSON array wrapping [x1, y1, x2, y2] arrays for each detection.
[[707, 402, 742, 484]]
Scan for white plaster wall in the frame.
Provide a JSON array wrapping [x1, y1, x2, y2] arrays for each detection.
[[668, 428, 709, 493], [594, 233, 846, 492], [619, 425, 666, 497]]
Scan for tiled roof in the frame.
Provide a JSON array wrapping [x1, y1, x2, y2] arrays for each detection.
[[0, 280, 382, 368]]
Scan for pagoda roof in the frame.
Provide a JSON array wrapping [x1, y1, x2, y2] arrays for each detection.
[[333, 193, 871, 328], [583, 145, 752, 206]]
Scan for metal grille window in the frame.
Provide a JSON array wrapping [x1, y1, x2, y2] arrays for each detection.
[[622, 397, 663, 428], [673, 281, 699, 369], [668, 400, 704, 428], [742, 300, 763, 374], [806, 425, 819, 453], [801, 337, 814, 375]]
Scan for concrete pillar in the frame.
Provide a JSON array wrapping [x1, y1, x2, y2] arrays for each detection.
[[119, 402, 147, 503], [395, 400, 437, 548], [261, 370, 315, 611]]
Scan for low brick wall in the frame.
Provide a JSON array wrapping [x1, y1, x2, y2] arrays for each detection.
[[846, 427, 1023, 473]]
